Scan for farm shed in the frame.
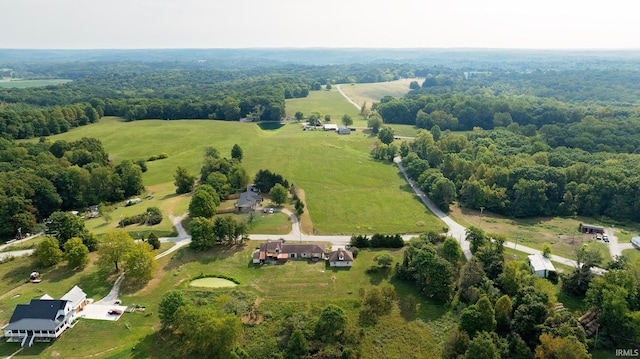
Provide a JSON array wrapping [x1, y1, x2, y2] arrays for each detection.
[[632, 237, 640, 248], [528, 253, 556, 278], [337, 127, 351, 135], [579, 224, 604, 234]]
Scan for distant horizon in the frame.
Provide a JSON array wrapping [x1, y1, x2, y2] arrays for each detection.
[[1, 0, 638, 50], [2, 47, 639, 51]]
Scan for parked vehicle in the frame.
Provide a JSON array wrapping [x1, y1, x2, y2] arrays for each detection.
[[603, 234, 609, 243], [108, 309, 123, 315]]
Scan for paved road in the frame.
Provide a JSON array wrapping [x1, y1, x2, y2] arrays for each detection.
[[0, 249, 35, 261], [156, 214, 191, 259], [394, 157, 472, 260]]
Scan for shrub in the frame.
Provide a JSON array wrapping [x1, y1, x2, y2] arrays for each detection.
[[148, 153, 169, 162]]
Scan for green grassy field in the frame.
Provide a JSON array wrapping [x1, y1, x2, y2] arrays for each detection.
[[337, 79, 420, 109], [33, 116, 443, 235], [0, 79, 71, 88], [285, 89, 364, 126], [449, 204, 638, 261], [0, 243, 450, 358]]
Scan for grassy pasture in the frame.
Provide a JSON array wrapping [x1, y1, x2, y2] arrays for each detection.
[[34, 116, 443, 235], [449, 204, 623, 260], [0, 79, 71, 88], [337, 79, 420, 109], [0, 243, 450, 358], [285, 89, 363, 125]]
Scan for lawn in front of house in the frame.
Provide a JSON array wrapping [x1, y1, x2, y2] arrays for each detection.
[[0, 242, 451, 358]]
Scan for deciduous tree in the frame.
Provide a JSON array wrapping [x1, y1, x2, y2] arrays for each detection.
[[315, 304, 347, 342], [34, 237, 63, 267], [123, 241, 157, 282], [174, 305, 242, 358], [373, 251, 394, 268], [189, 188, 218, 218], [378, 126, 395, 145], [147, 232, 161, 250], [270, 183, 288, 206], [190, 217, 215, 250], [97, 230, 135, 272], [341, 114, 353, 127], [64, 237, 89, 268], [287, 329, 309, 359], [158, 290, 188, 329], [174, 166, 195, 194]]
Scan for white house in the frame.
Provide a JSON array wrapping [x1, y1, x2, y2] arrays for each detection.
[[3, 285, 87, 347], [323, 124, 338, 131], [61, 285, 88, 320], [632, 237, 640, 248], [2, 299, 74, 347], [328, 248, 354, 267], [528, 253, 556, 278]]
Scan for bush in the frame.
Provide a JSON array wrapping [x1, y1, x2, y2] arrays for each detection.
[[350, 233, 404, 248], [147, 233, 161, 250], [119, 207, 163, 227], [148, 153, 169, 162]]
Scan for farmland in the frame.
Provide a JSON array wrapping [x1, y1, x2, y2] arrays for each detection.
[[34, 116, 443, 235]]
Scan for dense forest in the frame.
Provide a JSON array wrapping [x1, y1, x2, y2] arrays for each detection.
[[0, 137, 143, 239]]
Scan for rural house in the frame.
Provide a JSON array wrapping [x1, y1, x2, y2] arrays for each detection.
[[323, 124, 338, 131], [2, 286, 88, 347], [252, 239, 326, 264], [3, 299, 74, 347], [60, 285, 88, 320], [328, 248, 354, 267], [528, 254, 556, 278], [337, 127, 351, 135], [236, 191, 262, 212]]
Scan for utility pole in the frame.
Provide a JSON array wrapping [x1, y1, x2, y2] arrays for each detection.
[[479, 207, 485, 226]]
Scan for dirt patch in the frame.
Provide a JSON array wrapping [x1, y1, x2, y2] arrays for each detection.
[[241, 297, 264, 325]]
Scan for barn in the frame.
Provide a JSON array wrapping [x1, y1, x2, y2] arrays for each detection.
[[579, 224, 604, 234]]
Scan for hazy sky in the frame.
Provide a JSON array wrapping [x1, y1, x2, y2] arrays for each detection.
[[1, 0, 638, 49]]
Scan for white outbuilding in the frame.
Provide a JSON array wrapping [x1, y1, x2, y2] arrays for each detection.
[[528, 253, 556, 278]]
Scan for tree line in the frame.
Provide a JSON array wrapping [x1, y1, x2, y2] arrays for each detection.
[[0, 137, 144, 240], [393, 128, 640, 224]]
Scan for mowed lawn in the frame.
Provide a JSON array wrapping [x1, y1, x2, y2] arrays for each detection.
[[0, 242, 450, 358], [33, 117, 443, 234]]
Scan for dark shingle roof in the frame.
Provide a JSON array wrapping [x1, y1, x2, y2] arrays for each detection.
[[237, 191, 262, 208], [282, 243, 326, 254], [4, 299, 68, 331], [328, 248, 354, 262]]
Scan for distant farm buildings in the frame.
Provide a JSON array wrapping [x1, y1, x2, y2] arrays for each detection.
[[579, 223, 604, 234]]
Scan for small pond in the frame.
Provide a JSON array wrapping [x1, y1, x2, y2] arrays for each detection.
[[189, 277, 238, 288]]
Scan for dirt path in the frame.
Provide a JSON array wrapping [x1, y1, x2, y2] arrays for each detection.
[[336, 84, 362, 111]]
